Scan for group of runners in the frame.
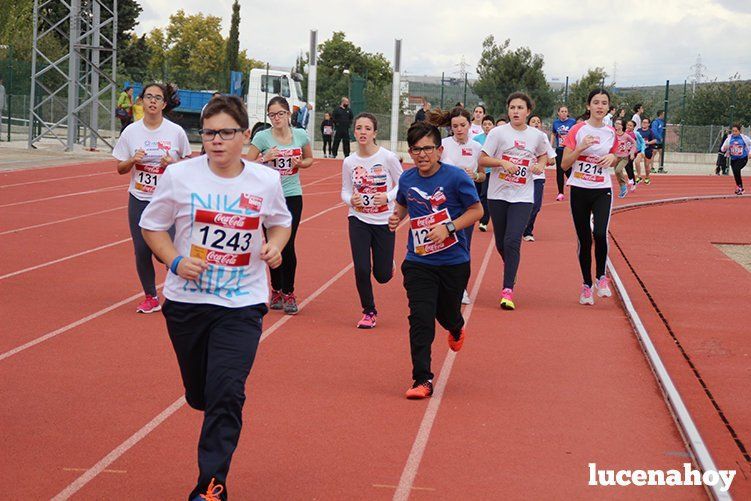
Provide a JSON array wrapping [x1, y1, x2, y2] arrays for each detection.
[[110, 83, 744, 500]]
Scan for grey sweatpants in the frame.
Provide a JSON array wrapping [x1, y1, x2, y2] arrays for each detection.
[[129, 194, 174, 296]]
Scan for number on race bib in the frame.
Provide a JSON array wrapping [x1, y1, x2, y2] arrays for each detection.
[[409, 209, 457, 256], [190, 210, 259, 268]]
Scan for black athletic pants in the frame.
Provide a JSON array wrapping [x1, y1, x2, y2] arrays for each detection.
[[476, 178, 490, 225], [322, 135, 332, 156], [348, 216, 395, 314], [569, 186, 612, 287], [332, 132, 350, 158], [402, 260, 469, 382], [163, 300, 267, 501], [555, 147, 571, 195], [269, 195, 302, 294], [488, 199, 533, 289], [524, 179, 545, 237], [731, 157, 747, 188]]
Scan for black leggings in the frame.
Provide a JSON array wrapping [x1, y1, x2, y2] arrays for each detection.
[[128, 194, 174, 296], [569, 186, 612, 287], [269, 195, 302, 294], [731, 157, 747, 188], [322, 135, 332, 156], [625, 158, 635, 181], [555, 147, 571, 195], [488, 199, 533, 289], [476, 178, 490, 225], [348, 216, 395, 314]]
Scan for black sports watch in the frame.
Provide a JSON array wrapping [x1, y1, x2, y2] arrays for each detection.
[[444, 221, 456, 237]]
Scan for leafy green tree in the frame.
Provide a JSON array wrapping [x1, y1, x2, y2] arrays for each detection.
[[225, 0, 240, 92], [315, 31, 393, 114], [474, 35, 555, 118], [165, 10, 226, 89], [120, 34, 152, 83], [683, 77, 751, 126], [566, 67, 613, 117]]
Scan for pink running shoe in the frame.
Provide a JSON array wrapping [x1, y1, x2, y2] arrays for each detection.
[[500, 288, 515, 310], [136, 295, 161, 313], [357, 312, 377, 329], [595, 276, 612, 298], [556, 193, 565, 202], [579, 285, 594, 305]]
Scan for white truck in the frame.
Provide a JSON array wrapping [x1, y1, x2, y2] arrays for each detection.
[[246, 67, 307, 138]]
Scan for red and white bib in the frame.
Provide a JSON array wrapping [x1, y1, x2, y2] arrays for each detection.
[[410, 209, 457, 256]]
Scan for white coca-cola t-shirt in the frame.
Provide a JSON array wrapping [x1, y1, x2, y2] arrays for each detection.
[[563, 121, 619, 189], [139, 156, 292, 308], [341, 147, 403, 225], [441, 136, 483, 181], [481, 124, 548, 203], [532, 132, 556, 181], [469, 123, 484, 138], [112, 118, 192, 201]]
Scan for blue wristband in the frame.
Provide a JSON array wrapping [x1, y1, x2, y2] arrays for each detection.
[[170, 256, 184, 274]]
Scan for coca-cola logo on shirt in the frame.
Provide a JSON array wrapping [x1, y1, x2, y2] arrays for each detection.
[[514, 140, 527, 149], [430, 190, 446, 207], [207, 250, 238, 265], [213, 213, 248, 229]]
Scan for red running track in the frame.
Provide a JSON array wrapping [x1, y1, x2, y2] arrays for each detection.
[[0, 159, 747, 499]]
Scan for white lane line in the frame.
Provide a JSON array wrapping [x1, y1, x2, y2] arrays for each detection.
[[0, 171, 114, 189], [0, 206, 126, 235], [393, 239, 495, 501], [301, 171, 341, 187], [51, 396, 187, 501], [0, 238, 131, 280], [300, 202, 344, 223], [0, 286, 161, 362], [51, 260, 355, 500], [1, 200, 346, 359], [0, 184, 126, 208]]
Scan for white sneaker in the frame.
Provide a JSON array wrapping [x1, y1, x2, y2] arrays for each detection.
[[579, 284, 594, 305], [523, 235, 535, 242], [462, 290, 471, 304], [595, 276, 612, 298]]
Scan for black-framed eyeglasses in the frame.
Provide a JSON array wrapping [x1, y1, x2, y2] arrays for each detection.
[[143, 94, 164, 102], [198, 128, 247, 141], [267, 111, 288, 119], [409, 145, 437, 156]]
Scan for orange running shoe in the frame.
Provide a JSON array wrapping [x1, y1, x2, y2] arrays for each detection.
[[448, 328, 465, 352], [199, 478, 224, 501], [405, 380, 433, 399]]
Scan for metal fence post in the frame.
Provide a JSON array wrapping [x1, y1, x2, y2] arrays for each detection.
[[680, 80, 686, 152], [440, 72, 445, 109], [564, 76, 569, 104], [660, 80, 668, 169]]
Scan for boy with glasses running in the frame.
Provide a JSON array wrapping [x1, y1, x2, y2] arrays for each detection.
[[388, 121, 483, 399]]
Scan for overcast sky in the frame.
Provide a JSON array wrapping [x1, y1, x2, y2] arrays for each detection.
[[135, 0, 751, 87]]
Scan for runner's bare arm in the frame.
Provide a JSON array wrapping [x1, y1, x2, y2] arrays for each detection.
[[246, 144, 263, 162], [388, 202, 407, 232], [260, 225, 291, 269], [141, 229, 208, 280], [117, 149, 145, 175], [532, 154, 547, 174], [563, 135, 597, 169], [292, 143, 314, 169]]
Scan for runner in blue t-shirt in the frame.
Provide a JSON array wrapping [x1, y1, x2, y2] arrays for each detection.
[[389, 121, 482, 399], [650, 111, 666, 172], [720, 123, 751, 195], [552, 106, 577, 200]]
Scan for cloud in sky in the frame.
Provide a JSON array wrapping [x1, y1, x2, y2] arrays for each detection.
[[135, 0, 751, 86]]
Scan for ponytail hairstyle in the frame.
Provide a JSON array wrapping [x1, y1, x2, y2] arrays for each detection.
[[427, 106, 471, 127]]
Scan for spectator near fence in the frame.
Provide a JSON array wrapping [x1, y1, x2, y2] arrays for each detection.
[[332, 96, 353, 158]]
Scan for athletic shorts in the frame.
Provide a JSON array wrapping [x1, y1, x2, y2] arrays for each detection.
[[653, 143, 664, 150], [644, 149, 653, 159]]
